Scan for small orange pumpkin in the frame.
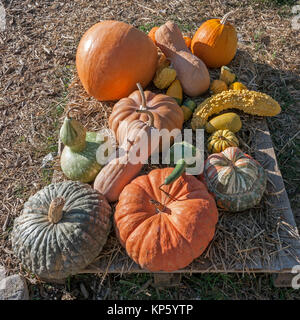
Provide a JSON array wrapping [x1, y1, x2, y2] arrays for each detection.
[[191, 12, 238, 68]]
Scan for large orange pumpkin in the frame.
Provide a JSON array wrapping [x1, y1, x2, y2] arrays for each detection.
[[108, 84, 184, 151], [191, 12, 238, 68], [76, 20, 158, 101], [114, 168, 219, 272]]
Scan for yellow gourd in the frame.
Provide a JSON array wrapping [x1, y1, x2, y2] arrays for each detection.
[[205, 112, 242, 133], [229, 82, 247, 90], [210, 80, 228, 95], [207, 129, 239, 153], [191, 89, 281, 130], [166, 79, 183, 105], [153, 67, 177, 89], [219, 66, 236, 85]]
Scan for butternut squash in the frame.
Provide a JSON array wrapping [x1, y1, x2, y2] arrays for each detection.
[[155, 21, 210, 96]]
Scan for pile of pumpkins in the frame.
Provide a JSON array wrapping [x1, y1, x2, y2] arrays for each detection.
[[11, 15, 281, 281]]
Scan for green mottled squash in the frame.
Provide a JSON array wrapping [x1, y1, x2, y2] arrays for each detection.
[[11, 181, 112, 280], [60, 109, 107, 183], [205, 112, 242, 133], [202, 147, 267, 212]]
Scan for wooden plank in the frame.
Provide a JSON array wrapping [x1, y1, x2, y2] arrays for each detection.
[[53, 118, 300, 275], [252, 118, 300, 271]]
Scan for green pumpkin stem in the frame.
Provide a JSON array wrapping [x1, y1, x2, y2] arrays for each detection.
[[48, 197, 65, 224]]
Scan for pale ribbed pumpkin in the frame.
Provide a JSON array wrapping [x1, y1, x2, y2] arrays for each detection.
[[114, 168, 218, 272], [202, 147, 267, 212], [109, 84, 184, 151], [76, 20, 157, 101], [11, 181, 112, 280], [94, 108, 160, 203]]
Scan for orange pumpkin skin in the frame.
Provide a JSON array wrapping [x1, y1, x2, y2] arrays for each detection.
[[191, 13, 238, 68], [114, 168, 219, 272], [183, 36, 192, 49], [148, 26, 159, 44], [108, 90, 184, 151], [76, 20, 158, 101]]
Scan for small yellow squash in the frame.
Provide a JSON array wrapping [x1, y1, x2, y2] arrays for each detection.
[[153, 67, 177, 89], [210, 80, 228, 95], [207, 129, 239, 153], [229, 82, 247, 90], [219, 66, 236, 85], [166, 79, 183, 105], [205, 112, 242, 133]]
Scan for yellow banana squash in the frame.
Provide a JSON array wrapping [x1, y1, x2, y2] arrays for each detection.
[[191, 89, 281, 130]]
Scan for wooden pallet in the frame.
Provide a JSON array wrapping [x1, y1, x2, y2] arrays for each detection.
[[53, 118, 300, 287]]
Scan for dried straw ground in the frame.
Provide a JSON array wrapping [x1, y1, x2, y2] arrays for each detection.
[[0, 0, 299, 299]]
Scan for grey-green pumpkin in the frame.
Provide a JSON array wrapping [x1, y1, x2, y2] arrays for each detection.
[[11, 181, 112, 280], [60, 109, 107, 183]]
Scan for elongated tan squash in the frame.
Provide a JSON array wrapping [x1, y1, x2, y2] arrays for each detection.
[[191, 89, 281, 130]]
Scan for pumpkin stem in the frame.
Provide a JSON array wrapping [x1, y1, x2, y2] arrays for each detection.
[[149, 199, 166, 213], [48, 197, 65, 224], [135, 109, 155, 127], [159, 184, 178, 202], [136, 82, 147, 110], [66, 107, 82, 119], [220, 11, 235, 25]]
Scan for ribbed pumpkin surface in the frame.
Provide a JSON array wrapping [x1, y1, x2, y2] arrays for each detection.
[[114, 168, 218, 272], [203, 147, 267, 212], [11, 181, 112, 280]]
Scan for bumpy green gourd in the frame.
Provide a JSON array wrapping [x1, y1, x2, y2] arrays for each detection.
[[191, 90, 281, 130], [60, 109, 106, 183]]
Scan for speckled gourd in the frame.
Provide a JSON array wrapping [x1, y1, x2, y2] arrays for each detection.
[[191, 90, 281, 130], [11, 181, 112, 280], [202, 147, 267, 212], [60, 109, 107, 183]]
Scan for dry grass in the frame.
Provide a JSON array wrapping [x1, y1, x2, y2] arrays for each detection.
[[0, 0, 299, 299]]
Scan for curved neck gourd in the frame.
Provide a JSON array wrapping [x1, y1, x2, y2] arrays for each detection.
[[60, 109, 87, 153]]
